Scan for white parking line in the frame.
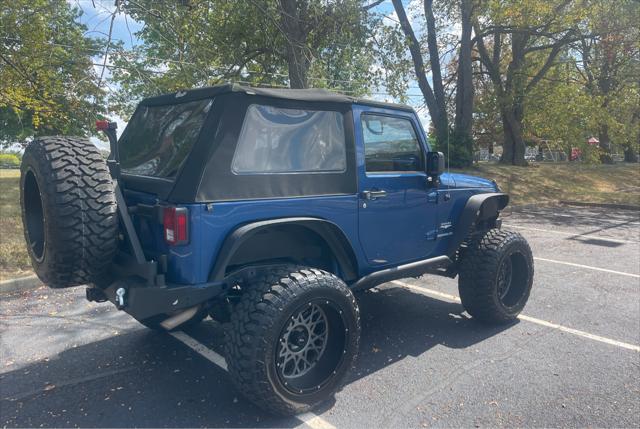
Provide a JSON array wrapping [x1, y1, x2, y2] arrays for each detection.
[[534, 257, 640, 278], [170, 331, 228, 370], [390, 280, 640, 353], [504, 224, 639, 245], [297, 412, 338, 429], [169, 331, 336, 429]]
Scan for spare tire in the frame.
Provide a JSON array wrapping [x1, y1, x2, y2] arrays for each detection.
[[20, 136, 118, 288]]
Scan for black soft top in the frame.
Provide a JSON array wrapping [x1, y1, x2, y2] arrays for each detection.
[[140, 83, 414, 112], [121, 84, 420, 202]]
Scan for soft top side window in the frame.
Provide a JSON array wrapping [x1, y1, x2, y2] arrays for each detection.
[[231, 104, 347, 174], [361, 114, 423, 173]]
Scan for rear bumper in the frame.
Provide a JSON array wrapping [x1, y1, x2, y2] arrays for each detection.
[[85, 245, 227, 320], [89, 275, 227, 321]]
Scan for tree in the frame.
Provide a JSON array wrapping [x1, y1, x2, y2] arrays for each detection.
[[453, 0, 474, 163], [0, 0, 106, 146], [391, 0, 448, 152], [389, 0, 474, 166], [473, 0, 589, 165], [472, 63, 503, 156], [275, 0, 371, 89], [524, 63, 602, 162], [574, 0, 640, 163], [111, 0, 376, 113]]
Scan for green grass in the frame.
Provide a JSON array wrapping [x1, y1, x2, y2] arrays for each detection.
[[455, 163, 640, 206], [0, 164, 638, 280], [0, 169, 31, 280]]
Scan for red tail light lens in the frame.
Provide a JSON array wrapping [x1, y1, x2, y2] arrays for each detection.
[[95, 120, 109, 131], [163, 207, 189, 245]]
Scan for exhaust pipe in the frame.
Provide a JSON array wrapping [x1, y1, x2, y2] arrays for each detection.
[[160, 305, 200, 331]]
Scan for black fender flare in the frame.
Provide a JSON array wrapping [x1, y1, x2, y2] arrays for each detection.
[[446, 192, 509, 257], [210, 217, 359, 281]]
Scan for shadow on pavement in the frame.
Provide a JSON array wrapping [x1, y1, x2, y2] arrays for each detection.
[[508, 205, 640, 245], [0, 286, 513, 427], [509, 206, 639, 233]]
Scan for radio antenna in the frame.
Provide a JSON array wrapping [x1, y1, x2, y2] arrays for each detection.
[[447, 126, 451, 189]]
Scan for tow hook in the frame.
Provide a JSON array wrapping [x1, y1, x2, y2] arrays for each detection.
[[115, 287, 127, 309]]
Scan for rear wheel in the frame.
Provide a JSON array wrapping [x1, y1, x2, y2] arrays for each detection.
[[20, 137, 118, 288], [225, 266, 360, 415], [458, 229, 534, 324]]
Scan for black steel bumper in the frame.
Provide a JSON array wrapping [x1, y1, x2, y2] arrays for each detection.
[[84, 250, 227, 320], [91, 279, 227, 321]]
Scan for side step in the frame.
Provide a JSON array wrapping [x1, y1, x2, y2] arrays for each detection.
[[351, 255, 452, 291]]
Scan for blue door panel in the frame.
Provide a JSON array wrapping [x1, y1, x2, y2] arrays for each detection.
[[352, 105, 438, 267], [357, 173, 434, 264]]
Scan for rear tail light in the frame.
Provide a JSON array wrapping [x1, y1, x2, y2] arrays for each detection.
[[95, 120, 109, 131], [163, 207, 189, 245]]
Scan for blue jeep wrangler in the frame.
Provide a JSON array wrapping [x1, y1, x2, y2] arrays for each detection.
[[20, 84, 533, 415]]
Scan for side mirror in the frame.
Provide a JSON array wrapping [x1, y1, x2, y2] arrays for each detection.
[[426, 152, 445, 176]]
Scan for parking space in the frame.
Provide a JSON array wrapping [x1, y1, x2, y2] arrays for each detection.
[[1, 206, 639, 427]]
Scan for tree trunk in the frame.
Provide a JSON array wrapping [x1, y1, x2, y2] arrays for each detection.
[[392, 0, 449, 149], [500, 107, 527, 166], [284, 45, 310, 89], [598, 124, 614, 164], [454, 0, 473, 135], [279, 0, 310, 89], [423, 0, 449, 149], [499, 33, 528, 166], [453, 0, 474, 166]]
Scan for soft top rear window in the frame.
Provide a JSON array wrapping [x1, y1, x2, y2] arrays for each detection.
[[118, 99, 213, 179]]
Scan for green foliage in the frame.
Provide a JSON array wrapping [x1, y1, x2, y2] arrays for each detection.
[[448, 130, 474, 168], [518, 0, 640, 161], [469, 0, 640, 163], [0, 153, 20, 168], [109, 0, 377, 115], [0, 0, 107, 146]]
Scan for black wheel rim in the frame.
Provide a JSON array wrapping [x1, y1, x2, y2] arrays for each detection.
[[23, 170, 45, 262], [278, 303, 328, 378], [276, 299, 347, 395], [497, 251, 529, 308], [497, 257, 513, 300]]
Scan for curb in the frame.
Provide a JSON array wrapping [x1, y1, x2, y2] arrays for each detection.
[[0, 275, 41, 295], [560, 201, 640, 211]]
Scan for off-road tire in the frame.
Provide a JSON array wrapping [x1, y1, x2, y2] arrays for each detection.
[[20, 136, 118, 288], [458, 229, 534, 324], [208, 299, 233, 324], [225, 266, 360, 415]]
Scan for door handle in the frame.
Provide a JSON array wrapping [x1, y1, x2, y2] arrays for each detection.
[[363, 190, 387, 200]]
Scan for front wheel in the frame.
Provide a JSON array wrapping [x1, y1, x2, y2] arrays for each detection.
[[225, 266, 360, 415], [458, 229, 534, 324]]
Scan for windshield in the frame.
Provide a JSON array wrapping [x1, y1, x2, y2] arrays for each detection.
[[118, 99, 213, 179]]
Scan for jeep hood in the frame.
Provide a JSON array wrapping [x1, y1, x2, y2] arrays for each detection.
[[448, 173, 498, 191]]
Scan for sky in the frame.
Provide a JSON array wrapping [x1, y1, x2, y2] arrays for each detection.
[[68, 0, 433, 144]]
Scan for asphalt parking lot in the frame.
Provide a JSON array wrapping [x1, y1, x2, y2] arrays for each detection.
[[1, 206, 639, 428]]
